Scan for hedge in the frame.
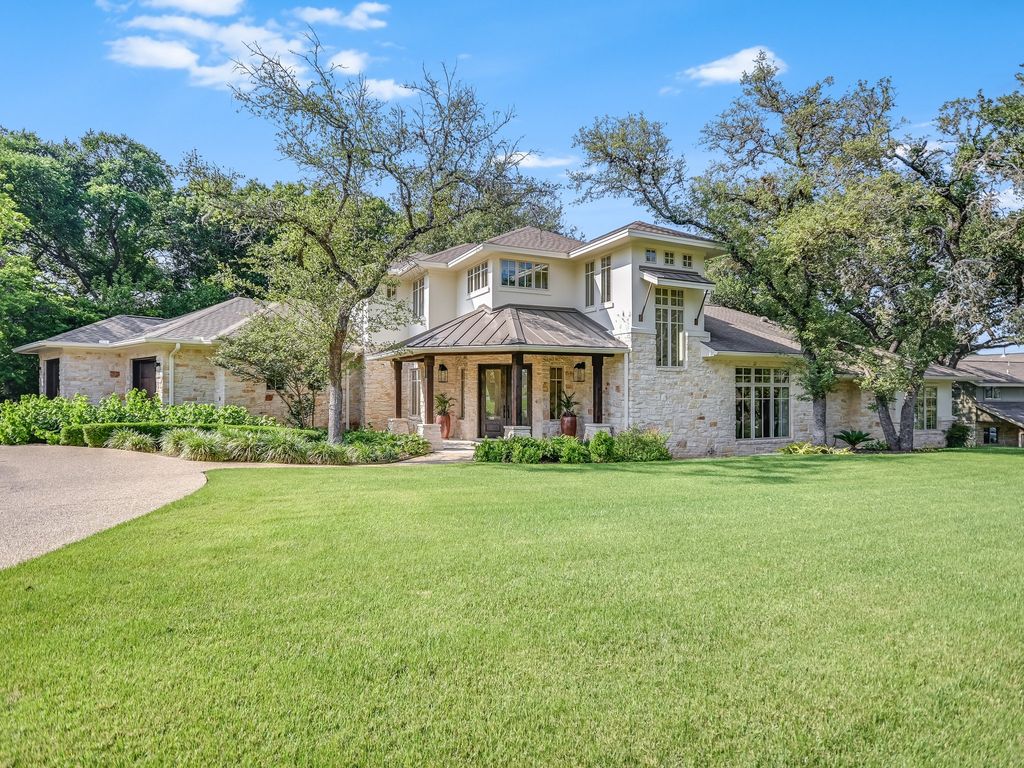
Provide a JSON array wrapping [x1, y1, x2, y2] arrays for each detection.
[[83, 422, 171, 448], [473, 428, 671, 464]]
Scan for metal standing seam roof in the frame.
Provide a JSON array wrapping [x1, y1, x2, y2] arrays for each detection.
[[639, 266, 716, 287], [399, 304, 627, 352]]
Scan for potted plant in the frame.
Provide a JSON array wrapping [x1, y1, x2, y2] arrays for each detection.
[[434, 393, 457, 439], [558, 391, 580, 437]]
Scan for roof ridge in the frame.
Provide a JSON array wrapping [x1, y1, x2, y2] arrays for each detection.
[[143, 297, 244, 338]]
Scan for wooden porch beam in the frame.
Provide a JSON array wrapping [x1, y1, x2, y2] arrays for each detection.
[[392, 360, 402, 418], [511, 352, 524, 426], [424, 355, 435, 424], [592, 354, 604, 423]]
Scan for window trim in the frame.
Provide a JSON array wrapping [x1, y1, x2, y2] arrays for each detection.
[[467, 261, 489, 295], [983, 386, 1001, 400], [599, 255, 612, 304], [983, 425, 999, 444], [680, 252, 693, 269], [914, 385, 938, 430], [500, 259, 549, 291], [411, 276, 426, 321], [584, 260, 595, 307], [735, 367, 791, 440], [549, 366, 565, 418], [408, 365, 422, 418], [654, 287, 686, 367], [644, 248, 657, 263]]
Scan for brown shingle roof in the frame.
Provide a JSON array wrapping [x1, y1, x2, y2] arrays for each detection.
[[584, 220, 724, 247], [24, 315, 166, 346], [976, 402, 1024, 428], [703, 306, 802, 355], [484, 226, 583, 252], [398, 304, 626, 353], [958, 354, 1024, 385], [418, 242, 479, 264]]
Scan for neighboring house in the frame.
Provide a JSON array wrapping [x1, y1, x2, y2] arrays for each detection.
[[954, 353, 1024, 448], [17, 220, 1008, 456]]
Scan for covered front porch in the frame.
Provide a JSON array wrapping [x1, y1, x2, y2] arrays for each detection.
[[367, 305, 628, 440]]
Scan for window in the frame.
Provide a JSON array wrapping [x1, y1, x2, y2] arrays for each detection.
[[914, 386, 938, 430], [44, 358, 60, 398], [983, 426, 999, 444], [549, 367, 565, 418], [735, 367, 790, 439], [984, 386, 1001, 400], [599, 256, 612, 303], [680, 252, 693, 269], [266, 374, 285, 392], [584, 261, 595, 307], [385, 283, 397, 300], [500, 259, 548, 290], [409, 365, 421, 418], [664, 251, 675, 265], [645, 248, 657, 263], [467, 262, 488, 294], [655, 287, 685, 366], [411, 276, 425, 320], [459, 368, 466, 419]]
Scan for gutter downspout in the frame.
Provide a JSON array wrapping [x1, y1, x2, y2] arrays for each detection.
[[624, 346, 631, 431], [167, 343, 180, 405]]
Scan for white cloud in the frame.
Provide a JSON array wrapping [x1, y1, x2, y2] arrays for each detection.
[[365, 78, 413, 100], [330, 48, 369, 74], [996, 187, 1024, 212], [658, 85, 681, 96], [511, 152, 576, 169], [108, 36, 199, 69], [682, 46, 786, 86], [293, 3, 389, 30], [142, 0, 245, 16]]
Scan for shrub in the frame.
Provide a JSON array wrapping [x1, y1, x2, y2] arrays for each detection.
[[306, 442, 353, 465], [83, 422, 168, 448], [558, 438, 590, 464], [613, 428, 671, 462], [105, 428, 158, 453], [59, 425, 87, 447], [260, 430, 312, 464], [220, 429, 271, 462], [214, 424, 324, 442], [511, 438, 544, 464], [834, 429, 873, 450], [778, 442, 853, 455], [944, 422, 973, 448], [474, 439, 508, 463], [860, 439, 890, 452], [0, 394, 97, 444], [177, 431, 230, 462], [391, 433, 431, 460], [161, 428, 206, 457], [589, 431, 616, 463]]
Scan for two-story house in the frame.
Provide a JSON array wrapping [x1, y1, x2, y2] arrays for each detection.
[[955, 353, 1024, 447], [17, 221, 981, 456]]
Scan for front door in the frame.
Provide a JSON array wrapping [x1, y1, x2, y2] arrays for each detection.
[[132, 357, 157, 397], [478, 365, 531, 438]]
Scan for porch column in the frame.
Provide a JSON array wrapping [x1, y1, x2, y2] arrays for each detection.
[[392, 360, 402, 417], [511, 352, 523, 426], [592, 354, 604, 423], [424, 355, 435, 424]]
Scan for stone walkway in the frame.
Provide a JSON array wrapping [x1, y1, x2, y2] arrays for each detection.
[[403, 440, 478, 464]]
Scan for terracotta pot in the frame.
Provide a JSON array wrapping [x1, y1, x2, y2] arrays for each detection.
[[436, 413, 452, 439], [560, 414, 577, 437]]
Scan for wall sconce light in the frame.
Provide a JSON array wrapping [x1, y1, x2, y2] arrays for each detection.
[[154, 361, 162, 369], [438, 363, 448, 383], [573, 362, 586, 382]]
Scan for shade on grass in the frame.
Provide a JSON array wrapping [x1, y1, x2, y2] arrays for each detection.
[[2, 450, 1023, 765]]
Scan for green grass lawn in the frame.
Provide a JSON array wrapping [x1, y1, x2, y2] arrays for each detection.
[[3, 450, 1024, 766]]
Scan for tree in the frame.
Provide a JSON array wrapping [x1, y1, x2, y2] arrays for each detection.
[[211, 310, 329, 428], [196, 41, 545, 443], [570, 58, 893, 443]]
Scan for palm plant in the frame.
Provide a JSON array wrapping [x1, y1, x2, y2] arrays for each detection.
[[834, 429, 873, 450], [434, 393, 457, 416], [558, 391, 579, 417]]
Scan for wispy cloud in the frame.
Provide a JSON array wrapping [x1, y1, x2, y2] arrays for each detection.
[[682, 46, 786, 86], [512, 152, 576, 169], [142, 0, 244, 16], [658, 85, 681, 97], [365, 78, 413, 99], [108, 36, 198, 69], [292, 3, 389, 30], [329, 48, 370, 74]]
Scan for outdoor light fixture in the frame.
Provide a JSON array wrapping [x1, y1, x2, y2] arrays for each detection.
[[573, 362, 586, 382], [438, 363, 448, 383]]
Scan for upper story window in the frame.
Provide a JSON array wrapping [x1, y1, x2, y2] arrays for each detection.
[[654, 287, 685, 367], [644, 248, 657, 263], [467, 262, 488, 294], [501, 259, 548, 290], [664, 251, 675, 265], [584, 261, 595, 307], [411, 276, 425, 320], [915, 386, 938, 430], [599, 256, 612, 302], [735, 367, 790, 440], [983, 386, 1001, 400], [680, 252, 693, 269]]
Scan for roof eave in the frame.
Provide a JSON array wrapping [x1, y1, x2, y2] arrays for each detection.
[[572, 228, 727, 258], [370, 343, 626, 361]]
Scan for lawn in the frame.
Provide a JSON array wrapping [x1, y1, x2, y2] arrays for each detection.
[[2, 450, 1023, 766]]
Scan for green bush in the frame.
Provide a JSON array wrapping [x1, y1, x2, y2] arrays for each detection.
[[260, 430, 312, 464], [83, 422, 169, 448], [833, 429, 873, 450], [161, 428, 206, 457], [778, 442, 853, 455], [861, 439, 890, 452], [944, 422, 973, 448], [589, 431, 616, 463], [511, 438, 545, 464], [558, 438, 590, 464], [474, 439, 508, 463], [220, 429, 271, 462], [105, 428, 158, 453], [306, 442, 353, 465], [0, 394, 97, 445], [613, 428, 671, 462], [177, 431, 230, 462], [59, 425, 87, 447]]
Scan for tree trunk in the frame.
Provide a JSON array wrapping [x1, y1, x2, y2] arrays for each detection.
[[874, 393, 900, 450], [327, 313, 351, 445], [810, 394, 827, 446], [897, 390, 917, 453], [327, 381, 344, 444]]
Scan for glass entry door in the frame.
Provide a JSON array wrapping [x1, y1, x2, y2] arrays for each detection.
[[478, 365, 531, 438]]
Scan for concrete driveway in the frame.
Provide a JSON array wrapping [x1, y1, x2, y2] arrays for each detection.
[[0, 445, 211, 569]]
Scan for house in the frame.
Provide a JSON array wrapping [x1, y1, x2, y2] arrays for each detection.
[[954, 353, 1024, 448], [17, 220, 1004, 456]]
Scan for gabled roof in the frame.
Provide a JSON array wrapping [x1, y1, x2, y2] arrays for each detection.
[[976, 402, 1024, 429], [386, 304, 627, 357], [703, 306, 802, 356], [957, 353, 1024, 385], [484, 226, 583, 252], [15, 297, 264, 353], [417, 242, 479, 265], [582, 220, 724, 248]]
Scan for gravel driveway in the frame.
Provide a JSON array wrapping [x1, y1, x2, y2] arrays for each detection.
[[0, 445, 211, 569]]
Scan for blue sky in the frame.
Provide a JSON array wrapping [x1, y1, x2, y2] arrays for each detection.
[[3, 0, 1023, 238]]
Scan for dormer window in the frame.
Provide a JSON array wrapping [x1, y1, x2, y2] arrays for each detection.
[[467, 262, 488, 294], [411, 276, 425, 320], [645, 249, 657, 263]]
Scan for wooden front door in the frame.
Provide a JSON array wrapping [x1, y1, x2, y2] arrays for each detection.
[[478, 364, 531, 438], [132, 357, 157, 397], [44, 358, 60, 398]]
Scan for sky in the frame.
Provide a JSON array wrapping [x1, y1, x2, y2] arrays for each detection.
[[3, 0, 1024, 239]]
